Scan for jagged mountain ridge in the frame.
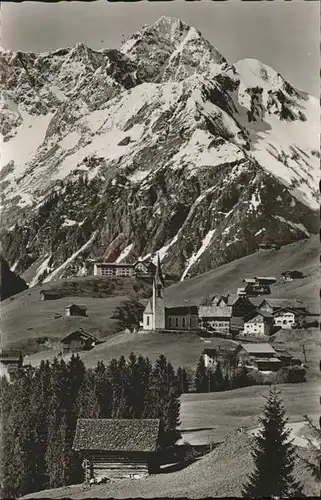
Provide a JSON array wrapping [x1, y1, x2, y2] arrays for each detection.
[[0, 16, 319, 284]]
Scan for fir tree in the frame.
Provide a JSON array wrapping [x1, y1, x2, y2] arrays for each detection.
[[176, 367, 189, 394], [94, 361, 112, 417], [149, 355, 181, 448], [195, 356, 209, 393], [76, 369, 100, 418], [242, 386, 303, 498], [213, 362, 225, 392]]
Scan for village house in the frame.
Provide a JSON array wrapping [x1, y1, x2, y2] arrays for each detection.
[[273, 307, 304, 329], [202, 346, 238, 370], [0, 349, 23, 380], [258, 243, 280, 251], [236, 343, 282, 372], [94, 262, 135, 277], [199, 294, 255, 335], [60, 328, 98, 352], [134, 261, 156, 279], [240, 309, 274, 338], [65, 303, 87, 317], [240, 276, 276, 296], [249, 298, 307, 329], [73, 418, 160, 481], [281, 270, 304, 282], [40, 289, 62, 300]]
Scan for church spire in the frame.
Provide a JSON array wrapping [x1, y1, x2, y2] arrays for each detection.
[[154, 253, 164, 288]]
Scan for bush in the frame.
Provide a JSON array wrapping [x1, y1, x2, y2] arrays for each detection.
[[273, 366, 306, 384]]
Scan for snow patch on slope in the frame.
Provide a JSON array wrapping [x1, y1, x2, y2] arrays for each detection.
[[43, 231, 98, 282], [116, 243, 133, 263], [180, 229, 216, 281]]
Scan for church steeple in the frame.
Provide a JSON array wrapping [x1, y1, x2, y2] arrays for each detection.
[[151, 253, 165, 330]]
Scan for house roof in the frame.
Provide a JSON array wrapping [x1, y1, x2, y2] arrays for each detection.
[[250, 298, 305, 309], [239, 343, 277, 355], [243, 278, 256, 284], [166, 305, 198, 315], [61, 329, 97, 344], [66, 303, 87, 310], [244, 309, 273, 321], [95, 262, 134, 268], [73, 419, 160, 452], [254, 357, 281, 363], [254, 276, 277, 282], [40, 289, 61, 296]]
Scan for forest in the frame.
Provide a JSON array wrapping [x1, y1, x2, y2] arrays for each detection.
[[0, 353, 181, 498]]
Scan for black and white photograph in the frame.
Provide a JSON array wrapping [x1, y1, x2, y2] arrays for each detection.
[[0, 0, 320, 498]]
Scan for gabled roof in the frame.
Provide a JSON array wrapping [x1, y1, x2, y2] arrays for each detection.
[[244, 309, 273, 321], [238, 343, 277, 355], [166, 305, 198, 315], [250, 298, 305, 309], [66, 303, 87, 310], [73, 418, 160, 452], [61, 328, 97, 344]]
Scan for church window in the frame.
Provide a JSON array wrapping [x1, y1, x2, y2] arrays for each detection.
[[147, 316, 150, 326], [175, 317, 179, 327], [182, 317, 186, 327]]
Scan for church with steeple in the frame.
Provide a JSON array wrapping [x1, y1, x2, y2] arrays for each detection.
[[142, 254, 199, 332]]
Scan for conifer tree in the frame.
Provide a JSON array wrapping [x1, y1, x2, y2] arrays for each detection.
[[195, 356, 209, 393], [150, 355, 181, 448], [176, 367, 189, 394], [94, 361, 112, 417], [242, 386, 303, 498], [214, 362, 225, 392], [76, 369, 100, 418]]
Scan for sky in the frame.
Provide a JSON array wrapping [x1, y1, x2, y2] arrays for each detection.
[[0, 0, 319, 96]]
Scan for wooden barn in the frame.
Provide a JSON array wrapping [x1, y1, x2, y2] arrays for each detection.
[[73, 418, 160, 481], [60, 328, 97, 352], [65, 303, 87, 317]]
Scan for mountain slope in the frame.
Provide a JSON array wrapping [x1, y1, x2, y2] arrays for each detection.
[[1, 235, 317, 353], [0, 17, 318, 285]]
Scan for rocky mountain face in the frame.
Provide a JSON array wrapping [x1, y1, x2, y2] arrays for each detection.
[[0, 16, 319, 284]]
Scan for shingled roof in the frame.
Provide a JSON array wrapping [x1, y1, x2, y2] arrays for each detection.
[[73, 419, 160, 453]]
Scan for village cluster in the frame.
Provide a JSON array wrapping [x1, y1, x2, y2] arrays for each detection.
[[0, 257, 313, 381]]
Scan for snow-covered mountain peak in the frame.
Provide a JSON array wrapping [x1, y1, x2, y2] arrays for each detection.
[[120, 16, 226, 83], [0, 18, 319, 285]]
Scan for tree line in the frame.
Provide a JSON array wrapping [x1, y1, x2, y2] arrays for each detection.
[[0, 353, 181, 498]]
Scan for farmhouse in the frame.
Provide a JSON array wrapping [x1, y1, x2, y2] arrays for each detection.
[[60, 328, 97, 352], [0, 349, 23, 380], [73, 418, 160, 481], [65, 303, 87, 317], [281, 270, 304, 282], [236, 343, 281, 372], [40, 289, 62, 300], [134, 261, 156, 279], [249, 297, 306, 314], [240, 310, 274, 338], [203, 347, 238, 369], [273, 307, 304, 329], [199, 295, 254, 335]]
